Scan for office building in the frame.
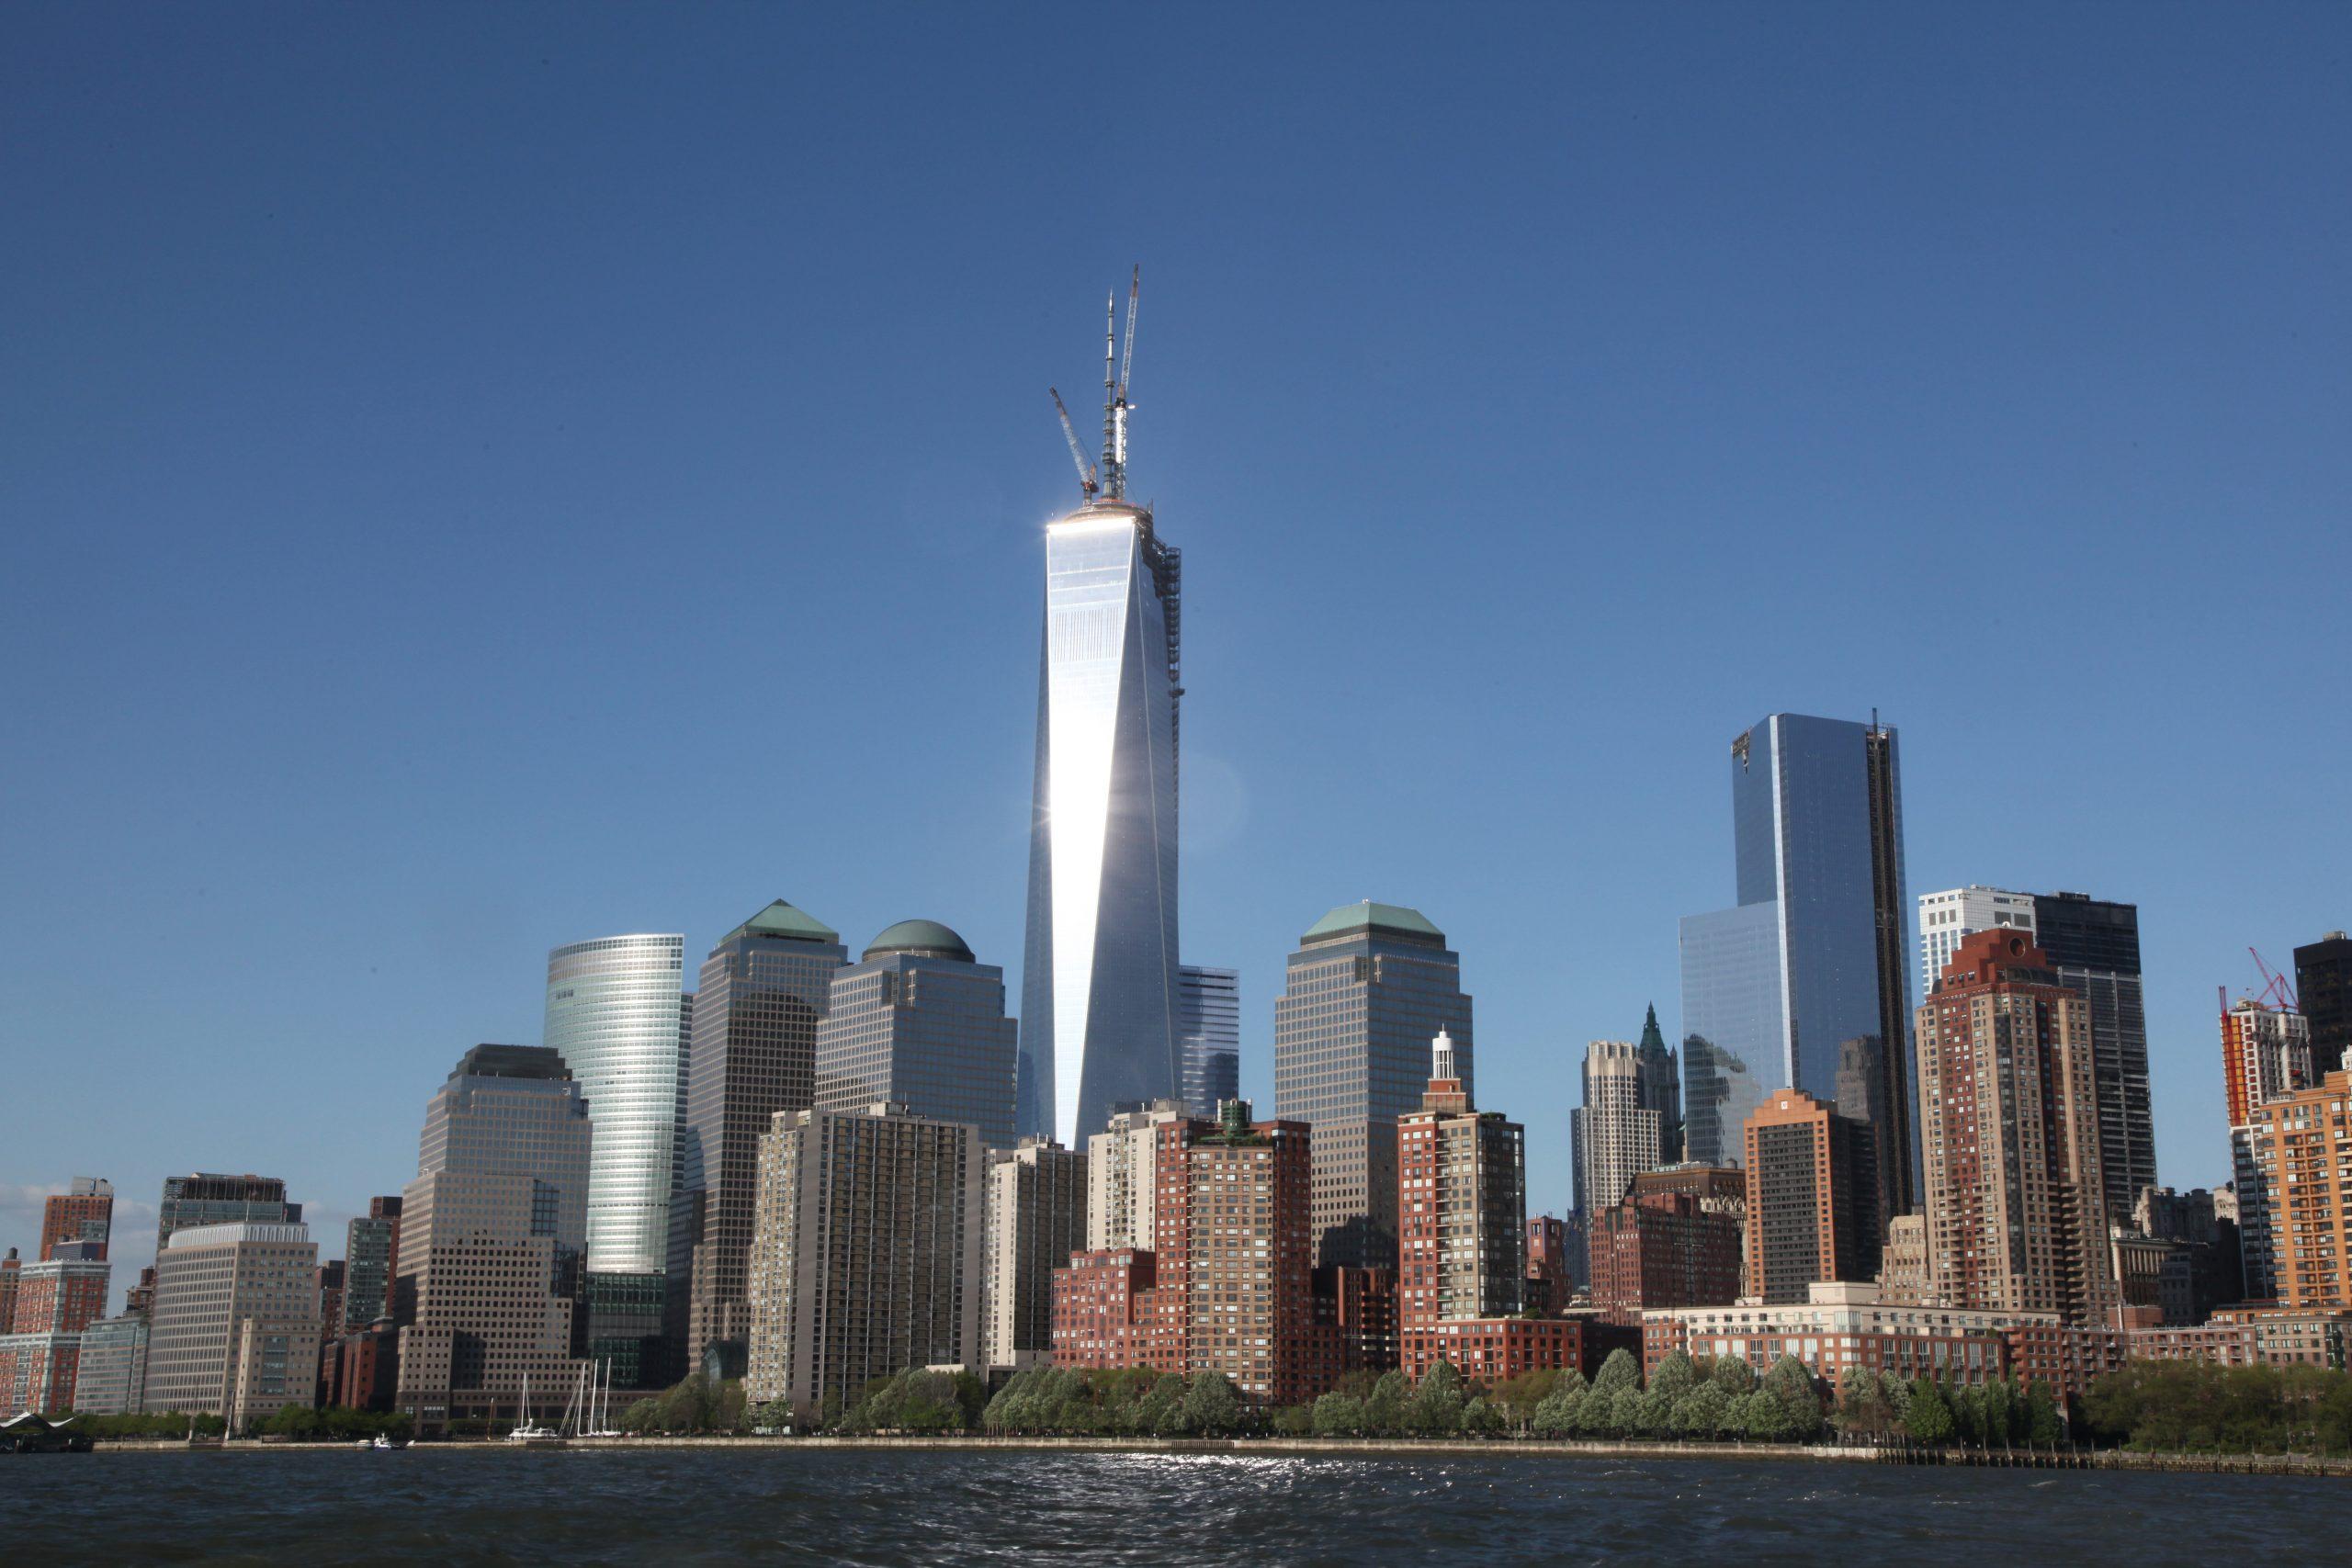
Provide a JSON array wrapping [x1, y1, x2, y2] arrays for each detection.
[[1679, 714, 1914, 1220], [1086, 1100, 1186, 1251], [1742, 1089, 1880, 1303], [2241, 1068, 2352, 1309], [1587, 1190, 1743, 1325], [743, 1103, 985, 1421], [1016, 476, 1185, 1151], [1916, 886, 2038, 998], [392, 1045, 591, 1430], [982, 1139, 1089, 1370], [2034, 892, 2158, 1225], [1633, 1003, 1681, 1164], [673, 900, 846, 1375], [155, 1174, 300, 1258], [342, 1197, 402, 1332], [1179, 964, 1241, 1116], [315, 1260, 345, 1350], [1917, 931, 2115, 1323], [143, 1222, 317, 1420], [71, 1314, 149, 1416], [2298, 931, 2352, 1078], [814, 920, 1019, 1150], [1571, 1040, 1663, 1220], [1273, 900, 1474, 1270], [39, 1178, 113, 1261], [545, 932, 686, 1276]]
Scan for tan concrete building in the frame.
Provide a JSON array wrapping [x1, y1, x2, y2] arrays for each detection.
[[744, 1103, 983, 1420], [227, 1316, 322, 1430], [142, 1222, 319, 1418], [982, 1139, 1088, 1370], [1917, 931, 2115, 1323], [1876, 1213, 1931, 1303], [2244, 1067, 2352, 1309], [1742, 1088, 1880, 1304], [1085, 1100, 1185, 1251]]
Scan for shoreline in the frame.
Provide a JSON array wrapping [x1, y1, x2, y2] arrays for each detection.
[[79, 1434, 2352, 1477]]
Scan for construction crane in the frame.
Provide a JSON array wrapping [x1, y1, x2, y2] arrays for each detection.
[[1048, 388, 1098, 502], [2250, 948, 2299, 1010]]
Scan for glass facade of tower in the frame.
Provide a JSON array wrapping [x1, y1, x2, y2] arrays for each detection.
[[1679, 901, 1781, 1168], [1178, 964, 1240, 1116], [1018, 501, 1182, 1147], [2034, 892, 2156, 1223], [545, 933, 686, 1276]]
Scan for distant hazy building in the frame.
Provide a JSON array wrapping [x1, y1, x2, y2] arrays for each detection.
[[1273, 901, 1474, 1270], [39, 1178, 114, 1261], [1743, 1089, 1880, 1303], [815, 920, 1019, 1150], [392, 1045, 591, 1430], [154, 1174, 300, 1259], [2035, 892, 2157, 1226], [342, 1197, 403, 1332], [544, 932, 686, 1276], [1917, 931, 2114, 1323], [1016, 487, 1185, 1150], [1086, 1100, 1186, 1252], [1680, 714, 1914, 1222], [674, 901, 846, 1376], [1917, 886, 2038, 999], [2297, 931, 2352, 1078], [1571, 1040, 1663, 1220], [1876, 1213, 1930, 1303], [143, 1222, 317, 1420], [744, 1103, 984, 1421], [982, 1139, 1089, 1370], [1178, 964, 1240, 1116]]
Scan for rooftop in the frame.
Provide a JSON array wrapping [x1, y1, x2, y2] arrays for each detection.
[[449, 1043, 571, 1082], [720, 899, 840, 947], [864, 919, 976, 963], [1301, 900, 1445, 945]]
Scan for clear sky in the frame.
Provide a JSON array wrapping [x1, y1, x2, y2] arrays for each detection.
[[5, 4, 2346, 1286]]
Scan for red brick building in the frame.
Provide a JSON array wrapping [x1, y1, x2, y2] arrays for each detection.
[[1589, 1192, 1742, 1325], [39, 1179, 115, 1261]]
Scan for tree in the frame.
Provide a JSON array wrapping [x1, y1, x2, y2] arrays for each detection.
[[1182, 1371, 1241, 1435], [1671, 1382, 1733, 1438], [1631, 1385, 1674, 1438], [1136, 1373, 1186, 1436], [1905, 1378, 1957, 1445], [1951, 1383, 1988, 1449], [2025, 1380, 2063, 1446], [1834, 1367, 1895, 1439], [1364, 1370, 1410, 1436], [1407, 1361, 1464, 1435], [1313, 1393, 1368, 1437], [619, 1398, 660, 1434], [1531, 1374, 1586, 1437], [1761, 1355, 1824, 1439], [1738, 1388, 1797, 1440], [1490, 1369, 1561, 1432], [1984, 1378, 2018, 1449], [1648, 1350, 1699, 1404], [1591, 1348, 1642, 1401], [1272, 1403, 1313, 1436], [1711, 1355, 1758, 1399]]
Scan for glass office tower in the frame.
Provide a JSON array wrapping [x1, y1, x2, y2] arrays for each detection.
[[1018, 499, 1182, 1147], [2033, 892, 2156, 1224], [1178, 964, 1240, 1115], [814, 920, 1020, 1149], [1681, 714, 1914, 1213], [545, 933, 686, 1276]]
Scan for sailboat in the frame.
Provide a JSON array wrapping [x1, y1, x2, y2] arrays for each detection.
[[585, 1359, 622, 1438], [505, 1371, 560, 1442]]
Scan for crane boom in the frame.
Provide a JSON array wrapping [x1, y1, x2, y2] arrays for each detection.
[[1119, 265, 1139, 398], [1049, 388, 1098, 502]]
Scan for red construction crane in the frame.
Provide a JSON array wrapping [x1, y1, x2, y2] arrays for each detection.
[[2249, 947, 2299, 1010]]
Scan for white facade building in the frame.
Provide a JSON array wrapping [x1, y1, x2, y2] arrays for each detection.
[[1917, 886, 2037, 996]]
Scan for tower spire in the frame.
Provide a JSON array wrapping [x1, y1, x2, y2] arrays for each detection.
[[1100, 291, 1116, 495]]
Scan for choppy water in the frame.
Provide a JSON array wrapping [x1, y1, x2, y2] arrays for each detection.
[[7, 1447, 2347, 1563]]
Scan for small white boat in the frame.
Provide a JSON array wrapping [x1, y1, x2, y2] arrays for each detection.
[[506, 1373, 560, 1442]]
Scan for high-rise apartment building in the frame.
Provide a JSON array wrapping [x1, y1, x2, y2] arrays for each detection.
[[154, 1174, 300, 1259], [1273, 901, 1474, 1270], [982, 1139, 1089, 1370], [1085, 1100, 1186, 1251], [1571, 1040, 1663, 1220], [342, 1196, 402, 1331], [0, 1245, 113, 1417], [2241, 1068, 2352, 1309], [1178, 964, 1240, 1116], [1743, 1089, 1880, 1304], [40, 1178, 113, 1261], [2297, 932, 2352, 1079], [392, 1045, 592, 1430], [544, 932, 686, 1276], [814, 920, 1019, 1150], [743, 1103, 984, 1421], [143, 1222, 317, 1421], [1917, 931, 2115, 1323], [2222, 998, 2312, 1128], [673, 900, 846, 1375], [1917, 886, 2038, 998], [1587, 1191, 1743, 1325], [1679, 714, 1914, 1223], [1017, 482, 1184, 1150], [2034, 892, 2157, 1224]]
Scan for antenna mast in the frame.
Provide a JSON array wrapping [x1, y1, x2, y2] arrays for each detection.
[[1101, 265, 1140, 500]]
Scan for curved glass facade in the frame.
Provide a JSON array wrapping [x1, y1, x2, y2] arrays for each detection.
[[545, 932, 685, 1275]]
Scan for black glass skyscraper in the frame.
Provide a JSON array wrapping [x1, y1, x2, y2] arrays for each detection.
[[1680, 714, 1915, 1217], [2034, 891, 2156, 1221], [2297, 931, 2352, 1080]]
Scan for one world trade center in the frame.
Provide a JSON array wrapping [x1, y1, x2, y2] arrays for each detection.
[[1018, 272, 1182, 1147]]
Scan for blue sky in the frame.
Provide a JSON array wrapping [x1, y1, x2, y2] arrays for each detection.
[[5, 3, 2346, 1283]]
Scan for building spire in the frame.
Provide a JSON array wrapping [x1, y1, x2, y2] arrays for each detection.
[[1431, 1028, 1458, 1083]]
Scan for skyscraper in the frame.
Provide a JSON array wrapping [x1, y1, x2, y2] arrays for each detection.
[[154, 1174, 300, 1259], [1272, 900, 1474, 1270], [1178, 964, 1240, 1116], [1018, 295, 1182, 1150], [2242, 1068, 2352, 1309], [2034, 891, 2157, 1224], [673, 900, 845, 1376], [2296, 931, 2352, 1079], [1679, 713, 1914, 1221], [2222, 996, 2312, 1302], [341, 1196, 402, 1332], [982, 1139, 1088, 1371], [544, 932, 686, 1276], [1916, 931, 2114, 1323], [1916, 886, 2038, 998], [1742, 1088, 1880, 1303], [813, 920, 1019, 1150], [1634, 1004, 1681, 1164], [1085, 1100, 1186, 1252], [1570, 1041, 1661, 1219], [39, 1178, 112, 1261], [143, 1223, 316, 1422]]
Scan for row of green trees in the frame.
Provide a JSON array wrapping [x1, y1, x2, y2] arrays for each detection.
[[984, 1367, 1245, 1436], [2083, 1359, 2352, 1452], [255, 1405, 415, 1441], [617, 1373, 750, 1435], [55, 1411, 228, 1438]]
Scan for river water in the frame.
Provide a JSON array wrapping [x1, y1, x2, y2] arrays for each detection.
[[6, 1448, 2345, 1563]]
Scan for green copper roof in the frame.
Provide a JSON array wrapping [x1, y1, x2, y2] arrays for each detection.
[[865, 919, 975, 963], [722, 899, 839, 946], [1638, 1003, 1668, 1055], [1302, 900, 1444, 943]]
